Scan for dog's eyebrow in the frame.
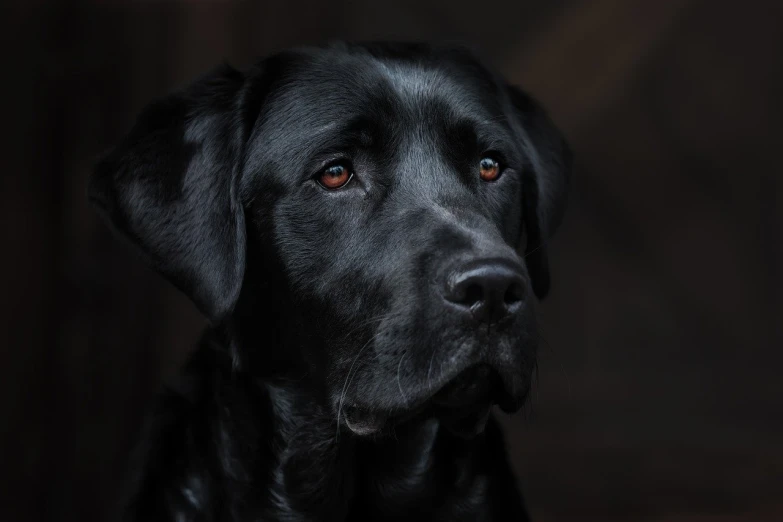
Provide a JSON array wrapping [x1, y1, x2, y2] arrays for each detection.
[[449, 116, 516, 153], [308, 121, 341, 136], [296, 116, 383, 178], [476, 126, 515, 153], [310, 116, 377, 150]]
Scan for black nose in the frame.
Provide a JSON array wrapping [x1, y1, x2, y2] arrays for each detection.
[[444, 260, 525, 323]]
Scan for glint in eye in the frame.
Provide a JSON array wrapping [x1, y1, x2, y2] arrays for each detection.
[[479, 157, 501, 182]]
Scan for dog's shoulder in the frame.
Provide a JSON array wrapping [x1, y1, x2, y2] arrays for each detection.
[[121, 332, 274, 521]]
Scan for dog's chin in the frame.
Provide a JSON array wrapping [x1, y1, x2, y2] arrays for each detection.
[[342, 364, 525, 439], [431, 363, 520, 438]]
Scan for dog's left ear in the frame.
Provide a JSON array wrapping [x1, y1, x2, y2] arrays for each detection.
[[90, 64, 261, 322], [506, 86, 572, 300]]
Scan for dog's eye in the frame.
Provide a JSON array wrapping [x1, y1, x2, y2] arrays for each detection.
[[479, 157, 501, 182], [318, 164, 353, 189]]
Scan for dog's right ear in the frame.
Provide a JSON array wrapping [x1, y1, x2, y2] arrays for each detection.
[[89, 64, 267, 322]]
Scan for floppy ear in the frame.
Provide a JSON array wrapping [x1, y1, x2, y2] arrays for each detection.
[[90, 64, 258, 322], [506, 86, 572, 300]]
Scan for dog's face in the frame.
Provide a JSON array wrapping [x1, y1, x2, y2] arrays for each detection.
[[91, 43, 570, 437]]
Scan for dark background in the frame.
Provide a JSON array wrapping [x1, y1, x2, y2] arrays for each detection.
[[2, 1, 781, 521]]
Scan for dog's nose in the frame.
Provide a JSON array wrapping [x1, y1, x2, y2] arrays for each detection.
[[444, 260, 525, 323]]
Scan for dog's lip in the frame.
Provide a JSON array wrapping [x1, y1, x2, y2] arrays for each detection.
[[341, 364, 521, 436], [431, 363, 499, 407], [343, 397, 497, 439], [342, 407, 389, 436], [342, 401, 426, 436]]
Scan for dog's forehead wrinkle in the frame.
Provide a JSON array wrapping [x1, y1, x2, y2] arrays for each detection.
[[375, 60, 484, 118], [308, 120, 342, 137], [377, 60, 442, 97]]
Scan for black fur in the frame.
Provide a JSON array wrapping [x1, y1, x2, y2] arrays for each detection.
[[90, 41, 571, 521]]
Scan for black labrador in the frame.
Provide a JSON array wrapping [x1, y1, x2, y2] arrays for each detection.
[[90, 41, 571, 521]]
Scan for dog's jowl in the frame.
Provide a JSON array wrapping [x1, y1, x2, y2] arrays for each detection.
[[91, 42, 571, 521]]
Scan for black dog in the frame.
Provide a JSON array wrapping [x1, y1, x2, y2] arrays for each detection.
[[90, 41, 571, 521]]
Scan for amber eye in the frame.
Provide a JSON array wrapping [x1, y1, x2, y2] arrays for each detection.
[[318, 164, 352, 189], [479, 157, 501, 182]]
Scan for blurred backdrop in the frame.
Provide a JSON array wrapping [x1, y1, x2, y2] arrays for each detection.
[[1, 1, 781, 521]]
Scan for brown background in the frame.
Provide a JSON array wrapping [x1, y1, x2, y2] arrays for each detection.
[[1, 1, 781, 521]]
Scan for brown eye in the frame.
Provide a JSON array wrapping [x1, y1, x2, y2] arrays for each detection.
[[479, 157, 501, 181], [319, 164, 352, 189]]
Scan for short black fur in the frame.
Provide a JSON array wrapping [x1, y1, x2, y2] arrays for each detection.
[[91, 41, 572, 521]]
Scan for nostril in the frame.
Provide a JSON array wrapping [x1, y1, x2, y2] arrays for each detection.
[[504, 282, 524, 306], [461, 283, 484, 308], [443, 259, 525, 323]]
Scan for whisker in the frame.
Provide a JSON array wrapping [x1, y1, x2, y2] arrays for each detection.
[[396, 351, 409, 406], [341, 312, 397, 341], [333, 310, 403, 440], [335, 330, 383, 440], [427, 346, 438, 392], [523, 240, 548, 259]]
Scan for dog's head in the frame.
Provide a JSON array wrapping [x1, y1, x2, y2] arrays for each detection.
[[91, 42, 570, 437]]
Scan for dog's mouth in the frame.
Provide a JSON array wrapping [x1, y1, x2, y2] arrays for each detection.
[[342, 364, 521, 438]]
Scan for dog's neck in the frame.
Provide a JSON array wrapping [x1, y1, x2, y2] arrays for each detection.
[[262, 385, 505, 522], [129, 318, 523, 521], [260, 382, 354, 519], [261, 382, 463, 521], [168, 326, 503, 521]]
